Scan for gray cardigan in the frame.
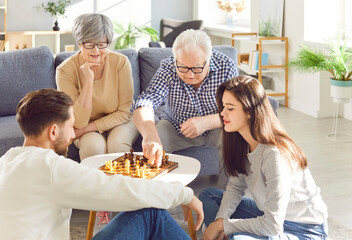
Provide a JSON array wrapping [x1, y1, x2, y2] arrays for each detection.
[[216, 143, 328, 236]]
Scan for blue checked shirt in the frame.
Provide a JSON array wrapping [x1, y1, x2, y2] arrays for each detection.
[[132, 49, 238, 136]]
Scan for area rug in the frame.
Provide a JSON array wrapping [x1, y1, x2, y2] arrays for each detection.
[[70, 207, 352, 240]]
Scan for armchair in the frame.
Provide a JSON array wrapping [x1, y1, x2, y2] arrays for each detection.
[[149, 18, 204, 48]]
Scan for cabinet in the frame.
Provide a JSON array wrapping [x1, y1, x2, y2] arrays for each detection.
[[232, 33, 289, 107], [0, 0, 7, 51]]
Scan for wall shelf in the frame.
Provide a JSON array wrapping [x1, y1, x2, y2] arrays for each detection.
[[232, 33, 289, 107], [7, 31, 76, 55]]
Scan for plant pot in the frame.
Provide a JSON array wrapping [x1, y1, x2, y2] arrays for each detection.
[[53, 20, 60, 31], [330, 79, 352, 103]]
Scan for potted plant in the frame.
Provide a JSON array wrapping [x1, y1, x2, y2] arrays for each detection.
[[289, 35, 352, 103], [36, 0, 70, 31], [113, 22, 159, 50]]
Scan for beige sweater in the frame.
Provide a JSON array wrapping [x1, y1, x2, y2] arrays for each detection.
[[56, 51, 134, 132]]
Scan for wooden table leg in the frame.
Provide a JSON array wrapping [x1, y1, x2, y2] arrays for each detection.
[[86, 211, 96, 240], [187, 209, 197, 240]]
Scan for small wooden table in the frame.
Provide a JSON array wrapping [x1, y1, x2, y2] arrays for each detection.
[[81, 152, 201, 240]]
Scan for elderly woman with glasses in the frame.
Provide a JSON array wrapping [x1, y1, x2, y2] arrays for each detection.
[[56, 13, 139, 162]]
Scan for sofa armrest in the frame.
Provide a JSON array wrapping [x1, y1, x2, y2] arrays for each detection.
[[268, 96, 279, 116]]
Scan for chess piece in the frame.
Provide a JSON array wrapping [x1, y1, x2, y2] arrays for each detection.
[[130, 148, 134, 158], [125, 159, 130, 174], [136, 166, 140, 177]]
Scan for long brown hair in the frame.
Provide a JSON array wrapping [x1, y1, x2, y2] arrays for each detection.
[[216, 76, 307, 177]]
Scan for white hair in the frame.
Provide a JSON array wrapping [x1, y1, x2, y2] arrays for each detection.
[[172, 29, 212, 62], [72, 14, 114, 44]]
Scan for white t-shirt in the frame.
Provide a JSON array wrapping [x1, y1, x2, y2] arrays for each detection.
[[0, 146, 193, 240]]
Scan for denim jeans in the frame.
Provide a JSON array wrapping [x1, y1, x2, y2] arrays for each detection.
[[92, 208, 191, 240], [156, 119, 228, 189], [199, 188, 328, 240]]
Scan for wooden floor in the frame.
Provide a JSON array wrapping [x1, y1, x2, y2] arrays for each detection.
[[276, 106, 352, 230], [71, 106, 352, 232]]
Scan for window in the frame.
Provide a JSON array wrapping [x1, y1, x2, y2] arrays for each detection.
[[304, 0, 351, 43], [195, 0, 251, 28]]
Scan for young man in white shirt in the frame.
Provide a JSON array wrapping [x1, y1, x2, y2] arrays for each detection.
[[0, 88, 203, 240]]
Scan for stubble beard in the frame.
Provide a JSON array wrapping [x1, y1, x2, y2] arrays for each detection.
[[53, 133, 69, 157]]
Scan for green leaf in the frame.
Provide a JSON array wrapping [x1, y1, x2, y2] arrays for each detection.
[[112, 21, 159, 49], [37, 0, 70, 17], [289, 36, 352, 81]]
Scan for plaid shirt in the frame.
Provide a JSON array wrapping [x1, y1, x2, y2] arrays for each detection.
[[132, 49, 238, 136]]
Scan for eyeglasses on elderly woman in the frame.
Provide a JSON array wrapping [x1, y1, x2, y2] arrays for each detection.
[[80, 42, 110, 49]]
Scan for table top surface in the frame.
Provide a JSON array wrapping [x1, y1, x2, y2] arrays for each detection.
[[81, 152, 201, 186]]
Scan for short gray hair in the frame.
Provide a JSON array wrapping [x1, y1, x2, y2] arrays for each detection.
[[72, 14, 114, 44], [172, 29, 212, 62]]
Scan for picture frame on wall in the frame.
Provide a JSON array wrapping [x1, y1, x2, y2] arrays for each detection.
[[258, 0, 284, 37]]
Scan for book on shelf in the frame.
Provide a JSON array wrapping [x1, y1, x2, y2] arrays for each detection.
[[0, 40, 5, 51], [249, 51, 269, 70]]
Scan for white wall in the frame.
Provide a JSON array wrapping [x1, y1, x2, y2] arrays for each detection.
[[284, 0, 352, 120], [7, 0, 191, 33], [7, 0, 191, 48], [7, 0, 152, 31]]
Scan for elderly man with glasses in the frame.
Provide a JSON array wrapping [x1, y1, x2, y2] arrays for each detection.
[[56, 13, 139, 162], [132, 29, 238, 188]]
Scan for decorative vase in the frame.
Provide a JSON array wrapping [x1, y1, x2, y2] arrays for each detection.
[[226, 12, 233, 25], [330, 79, 352, 103], [226, 11, 238, 26], [53, 20, 60, 31]]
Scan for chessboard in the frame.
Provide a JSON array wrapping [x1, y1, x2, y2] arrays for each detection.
[[98, 150, 178, 180]]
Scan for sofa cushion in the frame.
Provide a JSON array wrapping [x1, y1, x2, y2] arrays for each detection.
[[0, 46, 55, 117], [54, 49, 140, 100], [0, 116, 24, 156], [174, 146, 219, 176], [213, 45, 238, 65], [138, 48, 173, 93]]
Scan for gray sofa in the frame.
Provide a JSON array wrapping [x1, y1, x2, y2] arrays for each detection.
[[0, 45, 279, 177]]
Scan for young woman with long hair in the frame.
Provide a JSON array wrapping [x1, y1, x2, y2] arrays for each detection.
[[199, 76, 328, 240]]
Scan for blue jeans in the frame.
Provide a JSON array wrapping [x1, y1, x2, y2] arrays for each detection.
[[199, 188, 328, 240], [92, 208, 191, 240]]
